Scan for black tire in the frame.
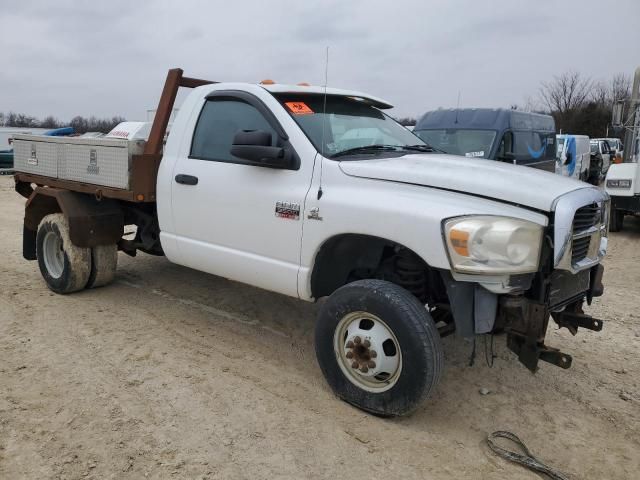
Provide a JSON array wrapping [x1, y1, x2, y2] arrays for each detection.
[[36, 213, 91, 294], [86, 244, 118, 288], [609, 208, 624, 232], [315, 280, 443, 416], [588, 158, 602, 185]]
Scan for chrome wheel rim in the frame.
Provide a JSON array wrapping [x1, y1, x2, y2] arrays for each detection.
[[43, 231, 64, 279], [333, 311, 402, 393]]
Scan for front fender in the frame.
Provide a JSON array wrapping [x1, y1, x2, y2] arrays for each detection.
[[298, 171, 548, 299]]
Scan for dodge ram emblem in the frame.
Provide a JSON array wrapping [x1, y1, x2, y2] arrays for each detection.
[[275, 201, 300, 220]]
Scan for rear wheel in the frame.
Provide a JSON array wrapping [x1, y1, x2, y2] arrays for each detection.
[[36, 213, 91, 294], [86, 244, 118, 288], [315, 280, 443, 416], [609, 208, 624, 232]]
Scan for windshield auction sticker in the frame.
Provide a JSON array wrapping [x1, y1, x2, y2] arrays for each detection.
[[285, 102, 314, 115], [465, 151, 484, 157]]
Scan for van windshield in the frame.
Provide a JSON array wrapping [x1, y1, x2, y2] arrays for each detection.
[[273, 93, 427, 158], [413, 129, 496, 159]]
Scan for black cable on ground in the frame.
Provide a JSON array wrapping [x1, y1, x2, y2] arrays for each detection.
[[487, 431, 570, 480]]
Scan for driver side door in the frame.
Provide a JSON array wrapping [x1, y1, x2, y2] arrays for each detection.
[[169, 93, 313, 297]]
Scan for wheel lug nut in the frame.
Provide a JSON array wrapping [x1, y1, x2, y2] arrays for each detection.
[[370, 350, 377, 358], [363, 339, 371, 348], [351, 361, 359, 369], [360, 365, 369, 373], [346, 341, 354, 348], [346, 351, 353, 359], [368, 361, 376, 369], [353, 336, 361, 344]]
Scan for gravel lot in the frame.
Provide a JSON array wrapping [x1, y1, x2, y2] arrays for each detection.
[[0, 175, 638, 479]]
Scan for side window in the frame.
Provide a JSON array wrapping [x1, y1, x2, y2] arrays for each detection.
[[497, 131, 513, 158], [190, 99, 277, 162], [512, 131, 554, 162], [512, 131, 534, 160]]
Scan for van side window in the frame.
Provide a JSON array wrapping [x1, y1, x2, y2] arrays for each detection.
[[497, 131, 513, 158], [191, 99, 277, 163]]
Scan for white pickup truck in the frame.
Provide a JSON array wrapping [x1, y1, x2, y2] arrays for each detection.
[[13, 69, 609, 416]]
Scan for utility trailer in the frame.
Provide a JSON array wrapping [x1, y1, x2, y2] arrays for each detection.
[[12, 68, 609, 416]]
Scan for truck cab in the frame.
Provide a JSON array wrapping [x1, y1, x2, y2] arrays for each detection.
[[412, 108, 557, 171]]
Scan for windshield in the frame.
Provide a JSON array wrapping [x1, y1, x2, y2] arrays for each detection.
[[413, 129, 496, 158], [273, 94, 426, 158]]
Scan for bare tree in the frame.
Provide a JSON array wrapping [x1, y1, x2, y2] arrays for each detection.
[[39, 116, 62, 129], [591, 80, 609, 106], [539, 71, 592, 114], [610, 73, 631, 102]]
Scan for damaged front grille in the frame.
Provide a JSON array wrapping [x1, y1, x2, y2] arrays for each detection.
[[571, 203, 601, 264], [553, 189, 607, 272], [571, 236, 591, 264], [573, 203, 600, 232]]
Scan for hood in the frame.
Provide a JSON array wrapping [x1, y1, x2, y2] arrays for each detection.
[[339, 154, 592, 211]]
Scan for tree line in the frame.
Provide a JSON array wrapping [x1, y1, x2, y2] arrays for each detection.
[[0, 112, 126, 134], [534, 71, 630, 138]]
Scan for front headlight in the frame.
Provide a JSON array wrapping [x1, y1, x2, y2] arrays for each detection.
[[443, 216, 543, 274]]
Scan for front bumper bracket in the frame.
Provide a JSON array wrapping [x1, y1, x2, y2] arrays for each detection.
[[506, 333, 573, 372], [552, 309, 604, 335]]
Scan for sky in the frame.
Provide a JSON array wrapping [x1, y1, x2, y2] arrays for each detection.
[[1, 0, 639, 121]]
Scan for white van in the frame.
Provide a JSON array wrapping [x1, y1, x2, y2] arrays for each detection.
[[556, 134, 590, 181]]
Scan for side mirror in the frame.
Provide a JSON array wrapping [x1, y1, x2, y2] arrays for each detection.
[[230, 130, 294, 169]]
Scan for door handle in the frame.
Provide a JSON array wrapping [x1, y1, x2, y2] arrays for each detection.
[[175, 174, 198, 185]]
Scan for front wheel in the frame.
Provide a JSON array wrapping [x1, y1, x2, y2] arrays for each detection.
[[315, 280, 443, 416]]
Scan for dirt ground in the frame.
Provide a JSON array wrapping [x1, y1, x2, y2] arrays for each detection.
[[0, 175, 638, 480]]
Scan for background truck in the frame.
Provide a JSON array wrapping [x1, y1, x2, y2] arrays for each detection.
[[13, 69, 609, 416], [589, 138, 614, 184], [555, 134, 590, 181], [605, 66, 640, 231], [412, 108, 557, 171]]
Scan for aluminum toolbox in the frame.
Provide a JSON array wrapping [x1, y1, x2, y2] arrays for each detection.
[[12, 134, 146, 189], [13, 135, 61, 178], [60, 136, 145, 189]]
